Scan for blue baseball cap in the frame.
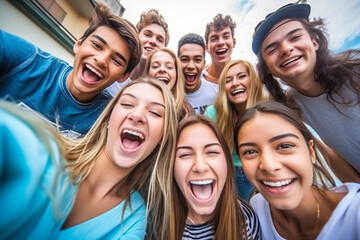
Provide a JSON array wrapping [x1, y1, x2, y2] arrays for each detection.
[[252, 3, 311, 55]]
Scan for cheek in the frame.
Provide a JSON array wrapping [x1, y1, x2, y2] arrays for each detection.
[[216, 159, 228, 188], [174, 160, 188, 192], [241, 161, 257, 183], [225, 85, 232, 99], [151, 121, 164, 144]]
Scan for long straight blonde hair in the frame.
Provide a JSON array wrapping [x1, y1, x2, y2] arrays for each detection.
[[214, 59, 266, 152]]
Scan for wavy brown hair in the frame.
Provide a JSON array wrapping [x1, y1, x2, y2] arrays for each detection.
[[81, 2, 141, 74], [257, 18, 360, 110]]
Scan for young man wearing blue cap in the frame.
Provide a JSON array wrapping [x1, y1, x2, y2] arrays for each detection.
[[252, 3, 360, 182]]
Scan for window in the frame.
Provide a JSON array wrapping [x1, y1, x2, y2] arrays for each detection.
[[10, 0, 94, 54], [103, 0, 125, 16]]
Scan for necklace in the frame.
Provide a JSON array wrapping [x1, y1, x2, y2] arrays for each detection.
[[187, 216, 204, 225], [187, 216, 195, 224], [314, 199, 320, 232]]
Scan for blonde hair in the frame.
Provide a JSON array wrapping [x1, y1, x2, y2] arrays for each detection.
[[65, 77, 177, 209], [167, 115, 249, 240], [144, 47, 193, 120], [214, 59, 266, 152]]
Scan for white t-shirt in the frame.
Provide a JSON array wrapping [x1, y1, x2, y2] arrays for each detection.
[[250, 182, 360, 240], [186, 75, 218, 114]]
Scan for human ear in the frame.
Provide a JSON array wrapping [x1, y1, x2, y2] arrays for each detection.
[[312, 38, 319, 51], [308, 139, 316, 164], [117, 72, 130, 83], [73, 37, 84, 54]]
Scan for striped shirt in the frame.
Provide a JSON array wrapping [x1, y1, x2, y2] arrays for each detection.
[[182, 201, 262, 239]]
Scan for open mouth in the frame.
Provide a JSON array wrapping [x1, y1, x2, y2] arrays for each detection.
[[216, 49, 228, 57], [185, 73, 197, 85], [121, 129, 145, 150], [262, 178, 295, 188], [231, 88, 245, 96], [83, 64, 103, 83], [190, 179, 214, 200], [156, 77, 170, 85], [280, 56, 301, 67]]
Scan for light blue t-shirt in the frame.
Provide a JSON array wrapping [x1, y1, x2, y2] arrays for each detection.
[[0, 106, 76, 239], [0, 29, 112, 137], [0, 106, 146, 239], [57, 191, 146, 240]]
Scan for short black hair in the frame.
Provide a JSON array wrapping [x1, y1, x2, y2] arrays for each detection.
[[177, 33, 205, 56]]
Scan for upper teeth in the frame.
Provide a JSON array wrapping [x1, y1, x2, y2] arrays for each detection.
[[263, 179, 292, 187], [282, 57, 300, 66], [190, 179, 213, 185], [86, 64, 103, 78], [123, 129, 144, 139], [232, 89, 245, 94]]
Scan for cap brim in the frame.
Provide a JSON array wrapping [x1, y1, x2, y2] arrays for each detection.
[[252, 4, 311, 55]]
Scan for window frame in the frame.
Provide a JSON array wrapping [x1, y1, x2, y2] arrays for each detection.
[[11, 0, 77, 54]]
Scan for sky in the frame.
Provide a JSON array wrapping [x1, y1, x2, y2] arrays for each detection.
[[119, 0, 360, 64]]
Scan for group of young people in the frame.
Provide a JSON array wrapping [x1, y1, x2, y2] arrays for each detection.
[[1, 1, 359, 239]]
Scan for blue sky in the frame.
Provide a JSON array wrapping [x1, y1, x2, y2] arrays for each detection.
[[121, 0, 360, 63]]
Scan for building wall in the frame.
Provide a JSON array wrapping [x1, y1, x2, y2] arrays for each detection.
[[58, 0, 90, 39], [0, 1, 75, 64]]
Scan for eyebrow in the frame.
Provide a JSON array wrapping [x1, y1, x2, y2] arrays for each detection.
[[92, 34, 128, 64], [238, 133, 299, 148], [176, 142, 221, 151], [263, 27, 303, 53], [120, 93, 165, 108]]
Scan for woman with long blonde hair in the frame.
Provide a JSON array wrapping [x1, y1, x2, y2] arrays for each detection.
[[1, 77, 177, 239], [205, 59, 266, 201], [145, 47, 194, 121]]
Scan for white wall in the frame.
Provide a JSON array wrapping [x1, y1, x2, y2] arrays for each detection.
[[0, 1, 74, 64]]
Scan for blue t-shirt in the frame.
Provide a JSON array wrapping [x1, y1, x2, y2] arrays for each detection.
[[0, 29, 112, 137]]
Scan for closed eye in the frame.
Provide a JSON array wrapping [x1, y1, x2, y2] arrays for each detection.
[[120, 103, 133, 108], [149, 110, 162, 117], [91, 41, 102, 50]]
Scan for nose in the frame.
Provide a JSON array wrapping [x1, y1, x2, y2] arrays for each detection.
[[259, 151, 281, 173], [149, 36, 157, 46], [128, 106, 146, 123], [192, 153, 209, 173], [94, 51, 109, 68], [232, 77, 240, 86], [280, 41, 294, 57], [187, 60, 195, 70], [158, 64, 167, 73]]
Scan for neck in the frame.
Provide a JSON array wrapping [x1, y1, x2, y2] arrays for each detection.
[[129, 58, 146, 80], [83, 149, 129, 197]]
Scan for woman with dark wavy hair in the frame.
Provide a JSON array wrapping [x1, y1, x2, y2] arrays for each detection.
[[252, 3, 360, 182]]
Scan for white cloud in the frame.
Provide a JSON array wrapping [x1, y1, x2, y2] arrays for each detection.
[[120, 0, 360, 64]]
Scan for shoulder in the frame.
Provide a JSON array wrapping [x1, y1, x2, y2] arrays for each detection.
[[239, 199, 262, 240], [0, 29, 38, 71]]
